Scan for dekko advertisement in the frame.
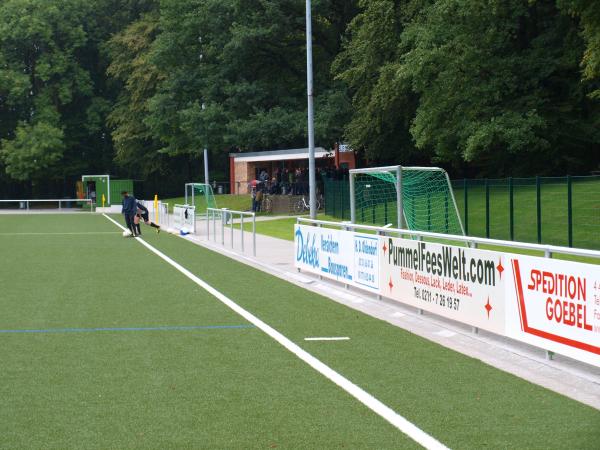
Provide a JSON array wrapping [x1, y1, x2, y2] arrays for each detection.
[[379, 237, 506, 334], [506, 255, 600, 367], [294, 224, 379, 292]]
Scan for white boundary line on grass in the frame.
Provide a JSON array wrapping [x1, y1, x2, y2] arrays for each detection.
[[102, 213, 449, 450]]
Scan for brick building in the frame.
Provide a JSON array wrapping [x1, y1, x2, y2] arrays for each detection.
[[229, 146, 356, 194]]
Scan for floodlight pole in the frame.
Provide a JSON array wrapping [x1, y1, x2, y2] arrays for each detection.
[[306, 0, 317, 220]]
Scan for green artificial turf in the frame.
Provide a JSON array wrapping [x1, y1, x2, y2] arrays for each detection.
[[1, 214, 599, 449]]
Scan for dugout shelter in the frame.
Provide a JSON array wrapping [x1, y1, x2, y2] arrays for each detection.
[[78, 175, 135, 206]]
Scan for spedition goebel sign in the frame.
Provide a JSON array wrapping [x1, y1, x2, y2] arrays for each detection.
[[294, 224, 600, 367]]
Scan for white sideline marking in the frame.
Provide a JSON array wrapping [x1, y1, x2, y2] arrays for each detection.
[[102, 214, 449, 450], [392, 312, 406, 318], [305, 337, 350, 341], [0, 231, 119, 236]]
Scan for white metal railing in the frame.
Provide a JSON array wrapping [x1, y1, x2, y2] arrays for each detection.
[[139, 200, 169, 228], [207, 208, 256, 256], [0, 199, 93, 212], [297, 218, 600, 260]]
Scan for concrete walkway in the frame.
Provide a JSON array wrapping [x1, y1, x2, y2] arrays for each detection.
[[183, 220, 600, 410]]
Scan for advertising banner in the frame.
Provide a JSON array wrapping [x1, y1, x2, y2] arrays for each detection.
[[294, 222, 600, 367], [379, 237, 507, 334], [506, 255, 600, 367], [294, 225, 379, 292]]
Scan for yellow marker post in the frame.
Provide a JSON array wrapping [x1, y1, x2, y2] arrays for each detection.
[[154, 194, 159, 223], [102, 194, 106, 208]]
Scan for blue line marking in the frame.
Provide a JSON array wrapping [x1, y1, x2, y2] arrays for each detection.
[[0, 324, 255, 334]]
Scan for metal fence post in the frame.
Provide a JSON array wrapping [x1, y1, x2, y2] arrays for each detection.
[[230, 211, 234, 248], [427, 196, 431, 231], [207, 209, 210, 239], [463, 179, 469, 235], [221, 210, 225, 245], [444, 195, 449, 233], [567, 175, 573, 247], [252, 213, 256, 256], [485, 179, 490, 239], [384, 200, 388, 224], [509, 177, 514, 241], [212, 209, 216, 242], [241, 215, 245, 252], [536, 176, 542, 244]]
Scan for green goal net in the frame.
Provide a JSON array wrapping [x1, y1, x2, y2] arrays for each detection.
[[350, 166, 464, 235], [184, 183, 217, 216]]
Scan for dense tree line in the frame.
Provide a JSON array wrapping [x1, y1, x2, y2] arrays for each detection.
[[0, 0, 599, 196]]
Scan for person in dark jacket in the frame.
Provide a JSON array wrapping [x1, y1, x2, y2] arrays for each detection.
[[134, 201, 161, 235], [121, 191, 137, 236]]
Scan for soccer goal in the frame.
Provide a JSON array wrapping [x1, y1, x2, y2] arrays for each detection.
[[349, 166, 465, 235], [184, 183, 217, 217]]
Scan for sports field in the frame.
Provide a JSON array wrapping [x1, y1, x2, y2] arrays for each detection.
[[1, 213, 599, 449]]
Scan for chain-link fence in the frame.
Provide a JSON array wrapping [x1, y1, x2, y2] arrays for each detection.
[[323, 175, 600, 250]]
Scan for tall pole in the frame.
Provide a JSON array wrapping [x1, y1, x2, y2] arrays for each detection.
[[306, 0, 317, 219], [204, 148, 209, 185]]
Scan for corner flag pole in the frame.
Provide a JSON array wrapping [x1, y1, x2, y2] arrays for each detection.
[[154, 194, 159, 223], [306, 0, 316, 220]]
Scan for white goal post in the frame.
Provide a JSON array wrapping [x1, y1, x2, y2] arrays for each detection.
[[349, 165, 465, 235]]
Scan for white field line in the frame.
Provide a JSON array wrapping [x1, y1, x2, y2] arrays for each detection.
[[102, 214, 449, 450], [304, 337, 351, 341], [0, 231, 119, 236]]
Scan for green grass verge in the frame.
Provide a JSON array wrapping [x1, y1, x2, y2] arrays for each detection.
[[163, 194, 252, 213], [1, 214, 599, 449]]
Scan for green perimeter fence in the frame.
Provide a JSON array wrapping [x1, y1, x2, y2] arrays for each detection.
[[323, 175, 600, 250]]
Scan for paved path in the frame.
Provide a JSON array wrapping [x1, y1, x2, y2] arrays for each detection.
[[183, 222, 600, 409]]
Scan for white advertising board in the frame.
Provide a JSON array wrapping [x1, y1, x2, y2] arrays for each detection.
[[379, 237, 506, 334], [506, 254, 600, 367], [173, 205, 195, 233], [294, 225, 379, 292], [294, 222, 600, 367]]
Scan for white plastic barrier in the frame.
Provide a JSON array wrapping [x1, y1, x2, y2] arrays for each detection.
[[173, 204, 196, 233], [139, 200, 169, 227], [295, 219, 600, 368]]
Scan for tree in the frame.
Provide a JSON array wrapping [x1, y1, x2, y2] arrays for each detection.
[[558, 1, 600, 98], [334, 0, 424, 164], [106, 10, 165, 176], [111, 0, 358, 179], [399, 0, 599, 175], [0, 0, 91, 181]]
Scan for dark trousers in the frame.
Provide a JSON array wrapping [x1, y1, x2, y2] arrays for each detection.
[[124, 214, 136, 234]]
